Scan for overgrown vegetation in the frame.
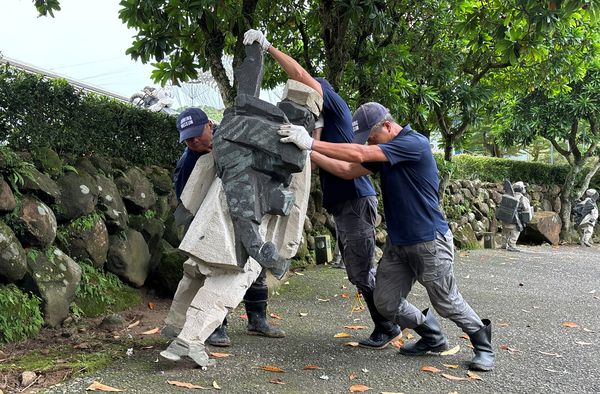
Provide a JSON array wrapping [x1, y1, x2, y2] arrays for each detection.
[[0, 284, 44, 343], [0, 146, 36, 192], [74, 260, 141, 317]]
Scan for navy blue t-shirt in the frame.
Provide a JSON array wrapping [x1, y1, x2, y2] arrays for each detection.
[[316, 78, 376, 210], [361, 125, 449, 245]]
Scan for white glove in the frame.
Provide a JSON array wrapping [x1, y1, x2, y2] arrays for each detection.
[[278, 124, 314, 150], [243, 29, 271, 52]]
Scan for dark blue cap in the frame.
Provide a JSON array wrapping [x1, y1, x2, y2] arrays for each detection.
[[176, 108, 209, 143]]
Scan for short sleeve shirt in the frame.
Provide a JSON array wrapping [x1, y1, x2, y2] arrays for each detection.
[[317, 79, 376, 210], [362, 125, 449, 245]]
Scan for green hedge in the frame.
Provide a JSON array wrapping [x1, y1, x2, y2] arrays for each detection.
[[434, 153, 600, 188], [0, 64, 182, 166]]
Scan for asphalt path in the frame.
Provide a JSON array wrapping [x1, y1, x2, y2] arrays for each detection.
[[47, 244, 600, 393]]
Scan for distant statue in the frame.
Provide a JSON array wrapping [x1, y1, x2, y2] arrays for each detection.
[[574, 188, 599, 247], [496, 181, 532, 252], [130, 86, 176, 114]]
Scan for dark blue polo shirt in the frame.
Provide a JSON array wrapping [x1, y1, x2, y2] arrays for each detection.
[[316, 78, 376, 210], [361, 125, 448, 245]]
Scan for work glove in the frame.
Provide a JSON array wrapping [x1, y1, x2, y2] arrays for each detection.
[[278, 124, 314, 150], [243, 29, 271, 52]]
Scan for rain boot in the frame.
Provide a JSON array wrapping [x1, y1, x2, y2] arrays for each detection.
[[245, 300, 285, 338], [399, 308, 448, 356], [468, 319, 495, 371], [358, 290, 401, 349], [206, 317, 231, 347]]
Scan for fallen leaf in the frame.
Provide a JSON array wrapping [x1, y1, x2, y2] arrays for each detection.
[[538, 351, 562, 358], [269, 378, 285, 385], [239, 314, 248, 320], [344, 342, 360, 347], [575, 341, 593, 346], [294, 271, 305, 276], [583, 327, 595, 333], [320, 375, 329, 380], [270, 312, 283, 320], [299, 312, 308, 317], [589, 290, 596, 294], [335, 332, 352, 338], [73, 342, 90, 349], [440, 345, 460, 356], [257, 365, 284, 373], [317, 298, 331, 302], [349, 372, 357, 381], [562, 321, 578, 328], [442, 364, 460, 369], [467, 370, 483, 381], [209, 352, 231, 358], [349, 384, 370, 392], [500, 345, 520, 353], [284, 281, 290, 285], [141, 346, 153, 350], [344, 325, 368, 330], [141, 327, 160, 335], [420, 365, 441, 373], [497, 323, 510, 327], [303, 364, 322, 370], [148, 302, 155, 310], [167, 380, 207, 389], [459, 334, 469, 340], [127, 320, 140, 329], [341, 293, 350, 299], [361, 368, 369, 373], [390, 338, 405, 349], [86, 381, 124, 391], [212, 381, 221, 390], [342, 285, 348, 289], [441, 373, 468, 381]]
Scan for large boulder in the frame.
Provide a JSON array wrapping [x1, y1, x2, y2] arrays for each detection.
[[520, 210, 562, 245], [55, 171, 99, 221], [114, 167, 157, 214], [453, 223, 480, 250], [64, 216, 109, 268], [145, 239, 186, 296], [144, 165, 173, 196], [0, 220, 27, 282], [17, 195, 57, 248], [95, 174, 129, 232], [22, 247, 82, 327], [106, 229, 151, 287], [21, 167, 61, 205], [0, 178, 16, 212]]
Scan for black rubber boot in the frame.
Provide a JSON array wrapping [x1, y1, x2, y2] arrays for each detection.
[[206, 317, 231, 347], [358, 290, 401, 349], [399, 308, 448, 356], [468, 319, 495, 371], [245, 301, 285, 338]]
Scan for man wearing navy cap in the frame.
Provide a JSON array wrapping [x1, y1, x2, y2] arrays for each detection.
[[164, 107, 285, 348], [277, 102, 495, 371], [244, 29, 401, 349]]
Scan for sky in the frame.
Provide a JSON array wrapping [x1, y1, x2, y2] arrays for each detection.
[[0, 0, 242, 109]]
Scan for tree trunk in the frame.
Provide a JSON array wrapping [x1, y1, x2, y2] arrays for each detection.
[[438, 134, 454, 201], [575, 157, 600, 199], [559, 164, 580, 239]]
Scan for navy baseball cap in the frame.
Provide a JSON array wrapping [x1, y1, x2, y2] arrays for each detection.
[[352, 102, 390, 144], [176, 108, 209, 143]]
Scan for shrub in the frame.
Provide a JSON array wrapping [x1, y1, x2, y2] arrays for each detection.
[[0, 284, 44, 343]]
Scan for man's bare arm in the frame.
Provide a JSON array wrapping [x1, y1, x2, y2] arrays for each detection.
[[267, 46, 323, 96], [311, 140, 388, 163], [310, 151, 372, 180]]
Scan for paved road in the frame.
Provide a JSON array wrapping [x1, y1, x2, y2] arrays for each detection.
[[47, 245, 600, 393]]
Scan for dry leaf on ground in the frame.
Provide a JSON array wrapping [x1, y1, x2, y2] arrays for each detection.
[[442, 364, 459, 369], [141, 327, 160, 335], [420, 366, 441, 373], [538, 351, 562, 358], [500, 345, 520, 353], [299, 312, 308, 317], [575, 341, 593, 346], [440, 345, 460, 356], [467, 371, 483, 381], [390, 338, 405, 349], [239, 314, 248, 320], [270, 313, 283, 320], [127, 320, 140, 329], [344, 325, 368, 330], [269, 378, 285, 385], [257, 365, 284, 373], [86, 381, 124, 392], [441, 373, 468, 381], [303, 365, 322, 370], [335, 332, 352, 338], [498, 323, 510, 327], [344, 342, 360, 347], [349, 372, 357, 380], [349, 384, 370, 392], [209, 352, 231, 358], [459, 334, 469, 340], [341, 293, 350, 299], [212, 381, 221, 390], [562, 321, 579, 328], [167, 380, 207, 389], [317, 298, 331, 302], [148, 302, 155, 310]]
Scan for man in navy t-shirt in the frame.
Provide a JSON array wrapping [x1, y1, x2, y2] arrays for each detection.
[[244, 29, 401, 349], [165, 108, 285, 348], [277, 102, 495, 371]]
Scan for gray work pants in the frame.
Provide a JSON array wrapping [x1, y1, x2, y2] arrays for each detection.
[[501, 223, 520, 249], [580, 223, 594, 245], [330, 196, 377, 293], [373, 230, 483, 334]]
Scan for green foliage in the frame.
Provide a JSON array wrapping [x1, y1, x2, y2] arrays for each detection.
[[0, 146, 36, 191], [74, 260, 141, 317], [0, 284, 44, 343], [143, 209, 156, 220], [0, 65, 181, 166]]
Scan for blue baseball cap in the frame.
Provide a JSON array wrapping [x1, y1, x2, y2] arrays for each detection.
[[176, 108, 209, 143], [352, 102, 389, 144]]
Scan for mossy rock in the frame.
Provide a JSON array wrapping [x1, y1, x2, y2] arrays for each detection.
[[31, 147, 63, 178]]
